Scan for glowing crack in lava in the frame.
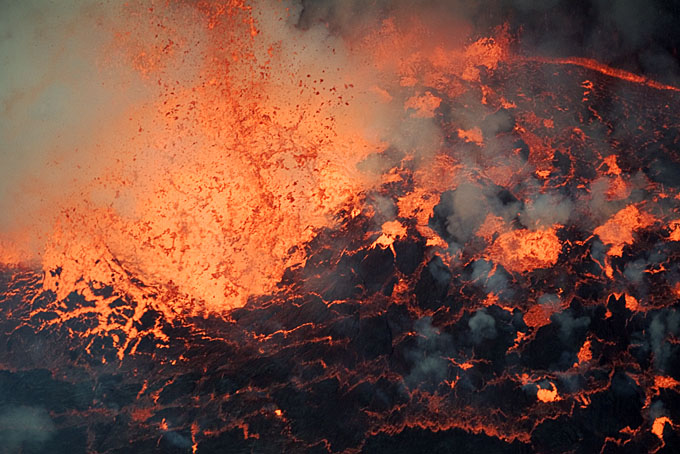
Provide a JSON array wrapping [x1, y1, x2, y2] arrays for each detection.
[[2, 0, 680, 453]]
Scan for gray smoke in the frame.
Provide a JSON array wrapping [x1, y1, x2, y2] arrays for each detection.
[[0, 405, 55, 453], [649, 309, 680, 370], [405, 317, 454, 388], [519, 191, 573, 228], [468, 309, 497, 344], [471, 260, 509, 295], [553, 311, 590, 343], [0, 0, 146, 257]]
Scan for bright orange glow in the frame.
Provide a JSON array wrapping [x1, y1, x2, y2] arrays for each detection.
[[373, 221, 407, 249], [1, 4, 519, 315], [363, 18, 509, 97], [669, 220, 680, 242], [605, 177, 633, 201], [652, 416, 672, 439], [523, 304, 555, 329], [460, 33, 509, 82], [23, 1, 391, 312], [397, 155, 462, 236], [596, 157, 634, 201], [457, 127, 484, 146], [488, 227, 562, 273], [654, 376, 680, 389], [594, 206, 656, 257], [624, 294, 640, 311], [0, 234, 38, 267], [601, 155, 622, 176], [536, 383, 560, 403], [576, 339, 592, 365], [476, 214, 507, 243]]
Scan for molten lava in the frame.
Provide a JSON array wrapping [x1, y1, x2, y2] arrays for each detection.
[[489, 226, 562, 273]]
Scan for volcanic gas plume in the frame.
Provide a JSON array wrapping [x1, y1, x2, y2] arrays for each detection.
[[1, 0, 680, 453]]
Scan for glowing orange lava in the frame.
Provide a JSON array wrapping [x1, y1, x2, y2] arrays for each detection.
[[652, 416, 672, 439], [488, 226, 562, 273], [576, 339, 592, 365], [594, 205, 656, 257], [669, 220, 680, 242], [22, 1, 391, 312], [536, 383, 560, 403]]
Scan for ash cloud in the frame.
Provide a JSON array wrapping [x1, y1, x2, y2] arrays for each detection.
[[437, 183, 492, 244], [650, 400, 668, 420]]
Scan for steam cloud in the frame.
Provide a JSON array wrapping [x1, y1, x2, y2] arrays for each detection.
[[468, 308, 497, 344], [405, 317, 454, 388], [0, 405, 55, 453], [0, 0, 144, 260]]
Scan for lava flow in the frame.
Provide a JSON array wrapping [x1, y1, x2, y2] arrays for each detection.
[[1, 0, 680, 453]]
